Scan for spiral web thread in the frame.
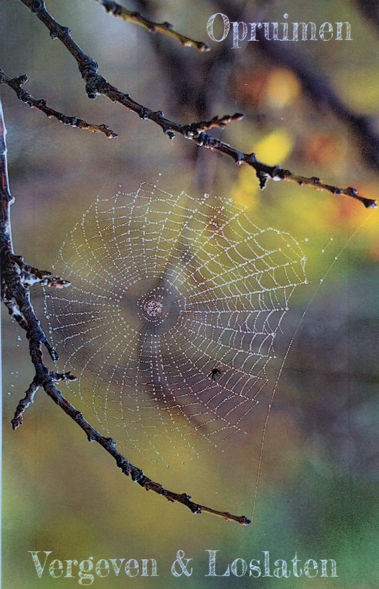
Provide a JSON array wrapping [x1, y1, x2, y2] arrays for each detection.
[[45, 182, 307, 465]]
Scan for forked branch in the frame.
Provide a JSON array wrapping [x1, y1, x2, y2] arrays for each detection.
[[0, 97, 250, 525], [0, 68, 117, 138], [12, 376, 251, 525], [3, 0, 376, 529], [16, 0, 376, 208]]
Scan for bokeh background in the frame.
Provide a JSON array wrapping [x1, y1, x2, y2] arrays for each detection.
[[2, 0, 379, 587]]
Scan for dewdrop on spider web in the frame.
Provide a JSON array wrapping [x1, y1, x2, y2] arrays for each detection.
[[44, 182, 307, 466]]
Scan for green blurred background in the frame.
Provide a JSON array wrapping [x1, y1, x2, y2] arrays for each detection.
[[1, 0, 379, 587]]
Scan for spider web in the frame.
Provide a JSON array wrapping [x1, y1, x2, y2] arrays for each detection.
[[45, 182, 307, 464]]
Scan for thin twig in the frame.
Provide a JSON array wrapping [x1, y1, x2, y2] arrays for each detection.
[[257, 34, 379, 176], [0, 94, 251, 525], [213, 0, 379, 176], [17, 379, 251, 525], [0, 68, 117, 138], [11, 381, 39, 429], [92, 0, 210, 52], [182, 113, 244, 135], [17, 0, 376, 208]]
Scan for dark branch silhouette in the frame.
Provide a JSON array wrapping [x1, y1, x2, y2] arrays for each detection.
[[257, 34, 379, 176], [14, 0, 376, 208], [0, 68, 118, 138], [0, 95, 250, 525], [1, 0, 376, 528], [214, 0, 379, 176], [93, 0, 211, 52]]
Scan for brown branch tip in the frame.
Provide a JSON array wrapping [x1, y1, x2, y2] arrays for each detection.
[[94, 0, 211, 52], [18, 0, 376, 209], [2, 0, 376, 528], [0, 68, 117, 138]]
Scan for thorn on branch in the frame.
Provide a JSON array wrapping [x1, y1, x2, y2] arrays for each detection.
[[86, 87, 98, 100], [345, 186, 377, 209], [271, 165, 285, 180], [163, 21, 173, 31], [11, 415, 24, 430], [195, 131, 207, 147]]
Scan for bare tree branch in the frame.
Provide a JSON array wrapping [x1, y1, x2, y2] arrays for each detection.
[[213, 0, 379, 177], [0, 94, 251, 525], [257, 34, 379, 176], [14, 379, 251, 524], [92, 0, 211, 52], [3, 0, 376, 530], [15, 0, 377, 208], [182, 112, 244, 134], [0, 68, 117, 138]]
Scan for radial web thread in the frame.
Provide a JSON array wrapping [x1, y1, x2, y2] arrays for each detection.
[[45, 183, 307, 464]]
